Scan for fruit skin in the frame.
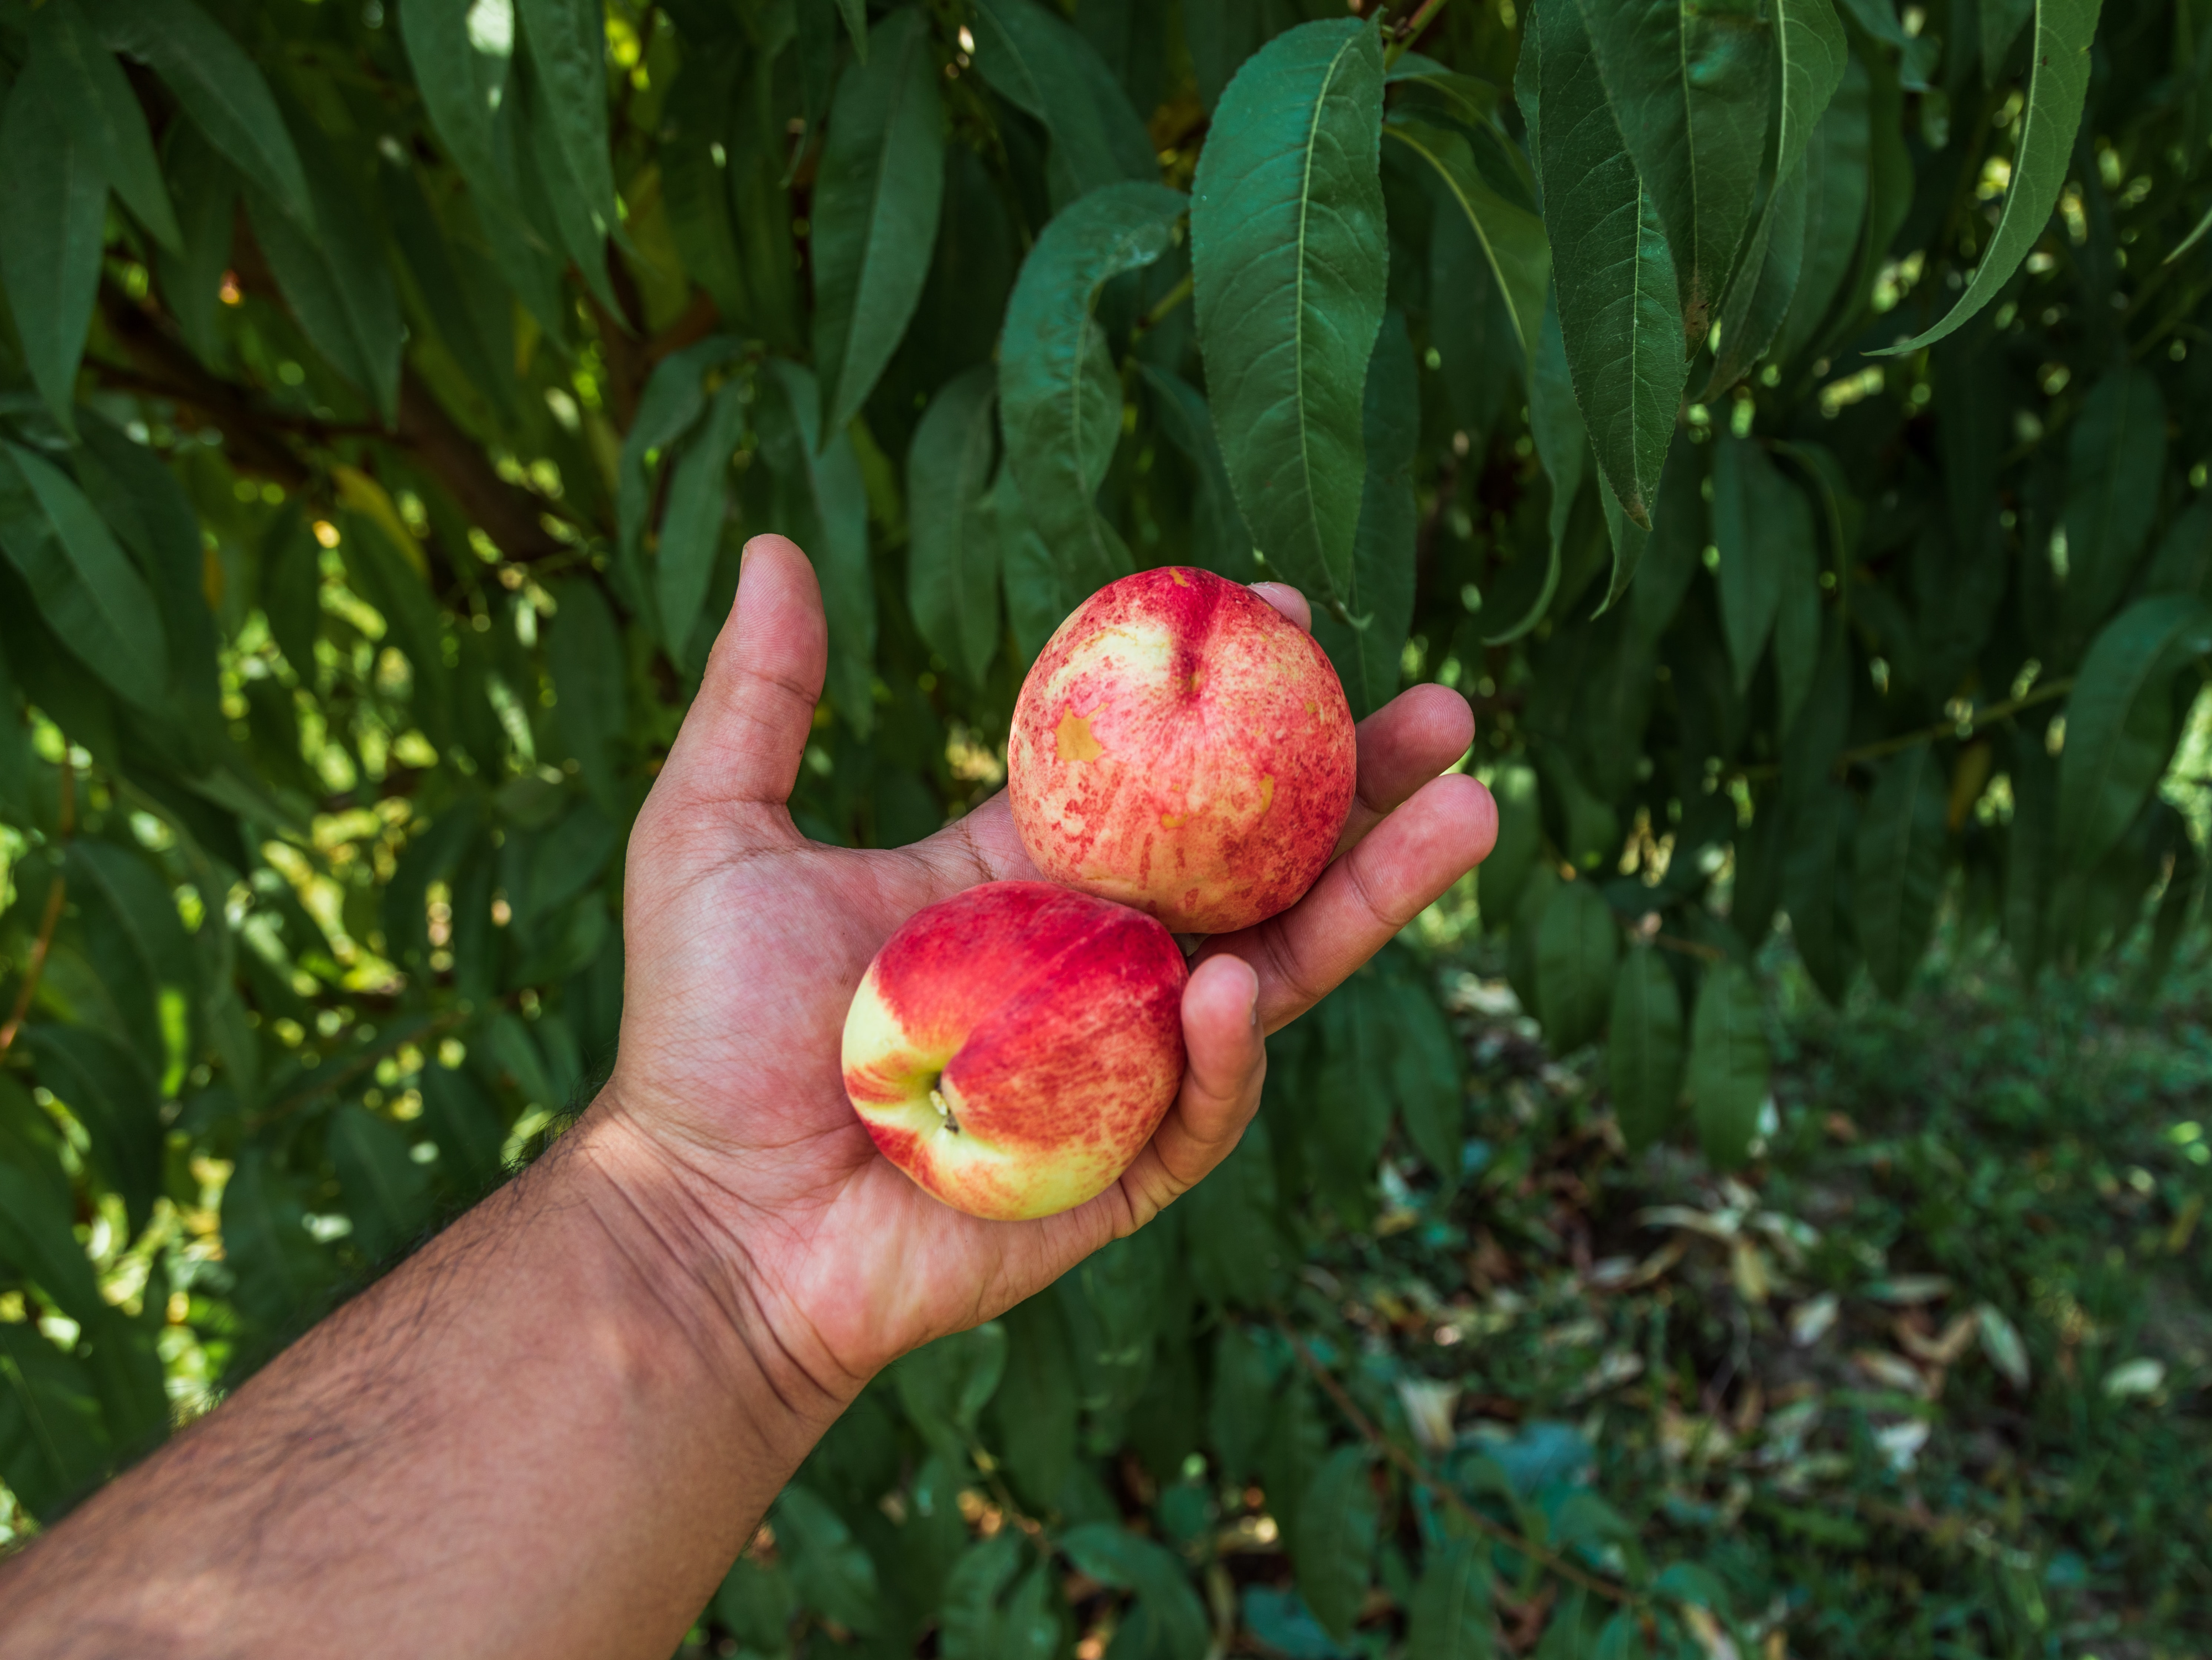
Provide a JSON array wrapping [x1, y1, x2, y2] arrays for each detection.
[[841, 881, 1189, 1221], [1008, 566, 1358, 933]]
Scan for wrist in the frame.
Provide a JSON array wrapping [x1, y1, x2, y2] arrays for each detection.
[[557, 1092, 868, 1434]]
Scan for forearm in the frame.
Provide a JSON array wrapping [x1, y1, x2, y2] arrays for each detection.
[[0, 1099, 858, 1660]]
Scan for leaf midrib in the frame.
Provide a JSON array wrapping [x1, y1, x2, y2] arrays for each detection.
[[1292, 30, 1369, 588]]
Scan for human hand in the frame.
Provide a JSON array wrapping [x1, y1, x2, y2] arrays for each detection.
[[595, 536, 1495, 1401]]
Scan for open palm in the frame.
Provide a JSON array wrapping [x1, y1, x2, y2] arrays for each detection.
[[597, 536, 1496, 1392]]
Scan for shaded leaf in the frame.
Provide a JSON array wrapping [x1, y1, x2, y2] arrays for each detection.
[[1294, 1445, 1379, 1643], [1406, 1533, 1494, 1659], [0, 72, 107, 429], [0, 444, 169, 712], [2058, 597, 2212, 870], [1192, 17, 1389, 604], [907, 365, 1005, 686], [999, 181, 1187, 595], [29, 2, 179, 252], [1609, 945, 1685, 1151], [1873, 0, 2104, 353], [90, 0, 310, 222], [812, 7, 946, 438], [1536, 876, 1618, 1052], [1687, 961, 1767, 1169], [1854, 745, 1949, 998], [1579, 0, 1774, 333], [971, 0, 1157, 201], [1535, 0, 1687, 526], [760, 359, 876, 735], [1385, 115, 1549, 359]]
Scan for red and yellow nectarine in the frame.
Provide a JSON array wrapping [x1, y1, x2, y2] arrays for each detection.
[[1008, 567, 1357, 933], [841, 881, 1188, 1221]]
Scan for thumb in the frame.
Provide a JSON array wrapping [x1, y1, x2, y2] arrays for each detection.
[[659, 535, 828, 817]]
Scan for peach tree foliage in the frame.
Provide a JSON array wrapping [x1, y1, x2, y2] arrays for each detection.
[[0, 0, 2201, 1648]]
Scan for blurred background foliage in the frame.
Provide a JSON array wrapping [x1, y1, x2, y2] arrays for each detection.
[[0, 0, 2209, 1652]]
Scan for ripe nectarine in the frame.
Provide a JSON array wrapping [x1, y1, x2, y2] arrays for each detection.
[[1008, 567, 1356, 933], [841, 881, 1188, 1221]]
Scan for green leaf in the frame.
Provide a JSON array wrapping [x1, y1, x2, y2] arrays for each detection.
[[992, 1293, 1079, 1507], [1384, 115, 1550, 359], [895, 1322, 1009, 1460], [992, 465, 1071, 666], [219, 1147, 340, 1330], [776, 1483, 883, 1634], [381, 158, 519, 424], [1192, 17, 1389, 605], [1578, 0, 1774, 334], [1391, 991, 1467, 1193], [714, 1554, 799, 1652], [2061, 366, 2168, 627], [2058, 597, 2212, 870], [1294, 1444, 1379, 1643], [29, 3, 180, 252], [1184, 1114, 1287, 1307], [0, 72, 107, 429], [1686, 961, 1768, 1169], [1526, 283, 1587, 577], [1706, 0, 1846, 388], [90, 0, 311, 224], [941, 1536, 1025, 1660], [0, 1082, 105, 1325], [654, 380, 747, 671], [617, 336, 747, 572], [907, 365, 1005, 686], [1608, 945, 1685, 1151], [0, 444, 170, 712], [971, 0, 1157, 201], [1406, 1533, 1494, 1659], [251, 113, 404, 424], [999, 181, 1187, 595], [1706, 155, 1810, 397], [1312, 312, 1420, 717], [1854, 745, 1949, 998], [761, 359, 877, 736], [1773, 55, 1872, 368], [0, 1323, 110, 1522], [70, 842, 195, 1005], [1873, 0, 2105, 353], [1139, 366, 1257, 582], [1061, 1523, 1210, 1660], [546, 577, 626, 817], [1535, 0, 1687, 527], [330, 1104, 433, 1262], [397, 0, 515, 206], [811, 7, 947, 438], [1773, 497, 1822, 738], [1536, 876, 1618, 1052], [1477, 761, 1543, 926], [514, 0, 619, 238], [24, 1024, 162, 1235], [1713, 434, 1810, 696], [417, 1062, 509, 1197]]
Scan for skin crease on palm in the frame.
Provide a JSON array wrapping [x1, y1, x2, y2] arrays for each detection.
[[603, 533, 1500, 1387], [0, 532, 1498, 1660]]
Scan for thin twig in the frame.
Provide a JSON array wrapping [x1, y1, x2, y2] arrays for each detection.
[[1736, 675, 2076, 783], [1278, 1322, 1637, 1607], [1382, 0, 1451, 65], [0, 762, 77, 1058]]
